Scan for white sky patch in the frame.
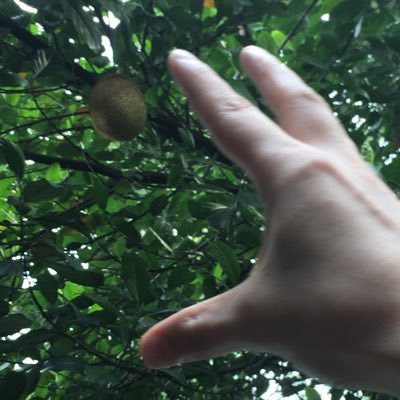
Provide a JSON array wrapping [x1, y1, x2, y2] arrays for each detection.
[[8, 328, 30, 342], [22, 275, 37, 289], [378, 137, 389, 147], [262, 381, 332, 399], [8, 332, 21, 341], [351, 115, 366, 129], [329, 90, 338, 99], [102, 35, 114, 65], [321, 13, 330, 22], [48, 267, 57, 276], [384, 153, 397, 165], [22, 357, 39, 365], [104, 11, 121, 29], [14, 0, 37, 13]]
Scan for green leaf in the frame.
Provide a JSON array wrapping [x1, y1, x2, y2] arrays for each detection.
[[208, 206, 234, 229], [51, 337, 75, 357], [160, 368, 187, 386], [206, 241, 240, 283], [305, 387, 322, 400], [51, 263, 104, 287], [85, 293, 118, 314], [178, 127, 195, 149], [321, 0, 344, 13], [0, 177, 14, 197], [36, 274, 59, 304], [116, 221, 141, 243], [0, 300, 9, 317], [0, 260, 24, 277], [361, 136, 375, 164], [121, 252, 153, 304], [112, 236, 126, 258], [63, 282, 85, 300], [386, 35, 400, 53], [4, 86, 22, 102], [34, 214, 90, 237], [168, 266, 196, 288], [331, 0, 367, 18], [15, 328, 57, 346], [7, 195, 30, 214], [188, 199, 226, 219], [84, 365, 114, 382], [91, 175, 109, 210], [150, 194, 169, 215], [237, 189, 262, 208], [23, 180, 65, 203], [63, 0, 103, 53], [381, 157, 400, 185], [330, 388, 344, 400], [256, 31, 277, 52], [235, 225, 261, 248], [0, 138, 25, 180], [43, 356, 85, 373], [80, 310, 116, 326], [0, 314, 31, 336], [202, 275, 218, 297], [46, 163, 68, 184], [0, 105, 17, 126], [21, 368, 40, 399], [271, 29, 287, 47], [72, 294, 94, 309], [0, 371, 27, 400], [124, 380, 154, 399]]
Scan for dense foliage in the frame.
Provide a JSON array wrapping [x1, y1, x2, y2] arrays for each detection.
[[0, 0, 399, 398]]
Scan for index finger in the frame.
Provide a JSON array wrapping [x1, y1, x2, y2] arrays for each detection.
[[168, 49, 301, 185]]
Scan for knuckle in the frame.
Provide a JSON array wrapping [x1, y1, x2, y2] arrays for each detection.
[[218, 95, 253, 114], [294, 87, 326, 105], [287, 154, 336, 183], [277, 87, 330, 114]]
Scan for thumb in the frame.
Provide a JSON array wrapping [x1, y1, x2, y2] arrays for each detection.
[[139, 285, 246, 368]]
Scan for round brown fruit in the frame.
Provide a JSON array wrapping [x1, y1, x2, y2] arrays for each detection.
[[89, 73, 147, 141]]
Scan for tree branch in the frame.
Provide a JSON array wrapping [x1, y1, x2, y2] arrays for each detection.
[[0, 12, 97, 85], [277, 0, 318, 53], [23, 149, 168, 184], [23, 150, 121, 178]]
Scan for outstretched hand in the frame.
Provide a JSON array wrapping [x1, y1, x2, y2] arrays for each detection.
[[140, 46, 400, 396]]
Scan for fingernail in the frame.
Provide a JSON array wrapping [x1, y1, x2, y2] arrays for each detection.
[[170, 49, 197, 61], [142, 335, 178, 369]]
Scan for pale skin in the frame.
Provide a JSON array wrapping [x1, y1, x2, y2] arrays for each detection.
[[139, 46, 400, 396]]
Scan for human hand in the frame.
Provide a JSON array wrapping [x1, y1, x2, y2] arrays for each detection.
[[140, 46, 400, 396]]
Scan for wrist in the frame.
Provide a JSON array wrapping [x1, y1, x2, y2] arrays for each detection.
[[359, 287, 400, 396]]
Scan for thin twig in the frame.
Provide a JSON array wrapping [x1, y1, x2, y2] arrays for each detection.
[[277, 0, 318, 54]]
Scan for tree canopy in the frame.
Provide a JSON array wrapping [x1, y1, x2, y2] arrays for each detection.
[[0, 0, 399, 399]]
